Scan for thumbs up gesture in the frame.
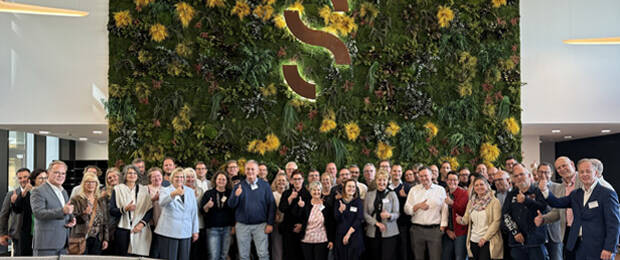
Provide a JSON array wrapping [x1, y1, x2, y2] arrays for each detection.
[[338, 200, 346, 213], [10, 190, 17, 204], [297, 198, 305, 208], [172, 185, 184, 197], [534, 210, 544, 227], [516, 191, 525, 204], [124, 200, 136, 212], [288, 190, 298, 204], [235, 184, 243, 197], [63, 201, 74, 215], [399, 188, 407, 197], [203, 198, 214, 212], [84, 203, 93, 215], [23, 183, 33, 195]]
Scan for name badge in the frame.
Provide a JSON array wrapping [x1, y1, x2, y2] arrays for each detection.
[[319, 204, 325, 211], [350, 206, 358, 212], [382, 198, 390, 204], [251, 184, 258, 190], [588, 201, 599, 209], [221, 196, 227, 203]]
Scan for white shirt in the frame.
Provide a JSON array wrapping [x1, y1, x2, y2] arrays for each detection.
[[47, 181, 66, 206], [196, 178, 211, 192], [470, 209, 488, 243], [388, 180, 402, 191], [404, 183, 448, 226]]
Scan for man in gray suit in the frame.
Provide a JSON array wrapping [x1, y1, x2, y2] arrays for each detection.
[[30, 160, 76, 256], [535, 162, 563, 260]]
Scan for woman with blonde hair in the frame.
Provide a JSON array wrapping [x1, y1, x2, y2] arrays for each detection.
[[101, 167, 120, 255], [184, 167, 206, 260], [69, 172, 109, 254], [363, 170, 399, 260], [456, 177, 503, 260], [270, 172, 289, 260], [155, 167, 199, 260]]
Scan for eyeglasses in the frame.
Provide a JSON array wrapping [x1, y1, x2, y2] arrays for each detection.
[[227, 166, 238, 169], [292, 178, 303, 181], [85, 181, 97, 185]]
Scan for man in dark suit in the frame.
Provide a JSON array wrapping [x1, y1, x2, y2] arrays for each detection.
[[30, 160, 76, 256], [540, 159, 620, 260], [0, 168, 33, 255]]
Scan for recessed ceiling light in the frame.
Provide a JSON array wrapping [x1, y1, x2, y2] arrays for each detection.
[[98, 140, 107, 144], [564, 135, 572, 139], [39, 130, 50, 135], [79, 137, 88, 141], [551, 129, 561, 133], [602, 129, 611, 133], [92, 130, 103, 134]]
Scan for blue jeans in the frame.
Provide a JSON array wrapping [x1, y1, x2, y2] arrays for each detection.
[[545, 241, 563, 260], [442, 234, 468, 260], [208, 226, 232, 260], [235, 222, 269, 260], [510, 245, 548, 260]]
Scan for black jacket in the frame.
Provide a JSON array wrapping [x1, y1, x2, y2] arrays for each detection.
[[279, 186, 311, 236], [294, 200, 335, 243]]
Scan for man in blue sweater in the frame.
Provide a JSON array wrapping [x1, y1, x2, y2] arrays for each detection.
[[228, 160, 275, 260], [501, 164, 549, 260]]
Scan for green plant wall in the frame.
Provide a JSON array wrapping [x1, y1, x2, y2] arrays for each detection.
[[108, 0, 522, 173]]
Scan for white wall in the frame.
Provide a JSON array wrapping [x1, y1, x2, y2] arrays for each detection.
[[0, 0, 109, 124], [76, 142, 108, 160], [520, 0, 620, 124], [521, 136, 540, 169]]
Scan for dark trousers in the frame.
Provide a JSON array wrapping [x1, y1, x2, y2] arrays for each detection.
[[13, 232, 33, 256], [501, 232, 512, 260], [301, 242, 329, 260], [114, 228, 131, 256], [563, 226, 576, 260], [367, 235, 397, 260], [510, 245, 548, 260], [85, 237, 103, 255], [150, 232, 160, 258], [470, 240, 491, 260], [282, 232, 302, 260], [397, 224, 412, 260], [191, 228, 207, 260], [158, 234, 191, 260]]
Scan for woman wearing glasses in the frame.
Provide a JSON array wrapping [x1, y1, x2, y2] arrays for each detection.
[[69, 172, 109, 254]]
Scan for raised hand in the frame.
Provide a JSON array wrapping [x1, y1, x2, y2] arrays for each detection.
[[534, 210, 544, 227], [124, 200, 136, 212], [151, 191, 160, 202], [288, 190, 299, 204], [335, 191, 342, 200], [22, 183, 33, 195], [445, 195, 454, 206], [235, 184, 243, 197], [297, 198, 305, 208], [293, 223, 302, 233], [380, 210, 391, 220], [415, 199, 429, 211], [63, 202, 74, 215], [10, 190, 17, 204], [399, 188, 407, 197], [203, 198, 214, 211], [338, 200, 346, 213], [516, 192, 525, 204], [84, 203, 93, 215], [173, 185, 184, 197]]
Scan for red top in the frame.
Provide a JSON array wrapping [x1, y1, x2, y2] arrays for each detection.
[[450, 187, 469, 236]]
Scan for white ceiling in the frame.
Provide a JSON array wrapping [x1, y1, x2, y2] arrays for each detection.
[[1, 124, 108, 144], [522, 123, 620, 142]]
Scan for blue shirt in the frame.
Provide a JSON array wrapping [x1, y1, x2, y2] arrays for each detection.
[[227, 178, 275, 225]]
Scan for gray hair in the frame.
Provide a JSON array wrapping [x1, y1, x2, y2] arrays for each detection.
[[363, 163, 375, 170], [589, 158, 603, 175], [47, 160, 67, 173], [308, 181, 322, 191]]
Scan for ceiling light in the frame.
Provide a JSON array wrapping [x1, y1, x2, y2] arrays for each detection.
[[564, 135, 572, 139], [0, 1, 88, 17], [551, 129, 561, 133], [92, 130, 103, 134], [39, 130, 50, 135], [98, 140, 107, 144], [79, 137, 88, 141], [601, 129, 611, 133], [563, 37, 620, 45]]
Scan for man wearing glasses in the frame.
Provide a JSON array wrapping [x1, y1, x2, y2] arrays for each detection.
[[30, 160, 76, 256]]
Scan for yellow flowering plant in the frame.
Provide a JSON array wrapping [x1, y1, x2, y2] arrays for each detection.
[[253, 4, 274, 22], [480, 142, 500, 163], [206, 0, 226, 8], [319, 119, 337, 133], [344, 122, 361, 141], [113, 10, 132, 28], [437, 5, 455, 28], [376, 141, 393, 160], [149, 24, 168, 42], [440, 156, 460, 170], [424, 122, 439, 138], [175, 2, 196, 28], [231, 0, 251, 20], [503, 117, 520, 135], [492, 0, 507, 8], [273, 15, 286, 29], [385, 121, 400, 137]]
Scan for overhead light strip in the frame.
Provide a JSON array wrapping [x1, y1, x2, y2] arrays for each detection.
[[0, 1, 88, 17], [563, 37, 620, 45]]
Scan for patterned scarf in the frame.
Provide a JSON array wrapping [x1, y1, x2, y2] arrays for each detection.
[[471, 191, 492, 211]]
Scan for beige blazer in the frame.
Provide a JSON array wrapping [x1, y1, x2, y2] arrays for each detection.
[[460, 196, 503, 259]]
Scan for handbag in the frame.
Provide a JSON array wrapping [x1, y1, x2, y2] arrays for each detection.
[[68, 198, 98, 255]]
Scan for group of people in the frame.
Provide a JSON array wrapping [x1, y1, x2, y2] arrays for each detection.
[[0, 155, 617, 260]]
